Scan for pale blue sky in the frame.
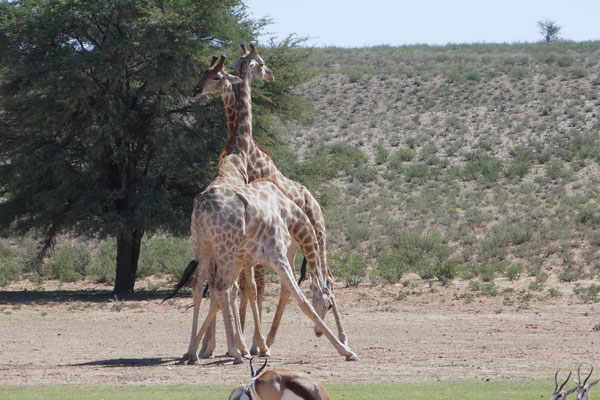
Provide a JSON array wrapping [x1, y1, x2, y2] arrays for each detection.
[[245, 0, 600, 47]]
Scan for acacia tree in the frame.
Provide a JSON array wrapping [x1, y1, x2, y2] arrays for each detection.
[[537, 20, 561, 42], [0, 0, 308, 294]]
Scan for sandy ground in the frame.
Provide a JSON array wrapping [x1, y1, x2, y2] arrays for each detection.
[[1, 276, 600, 386]]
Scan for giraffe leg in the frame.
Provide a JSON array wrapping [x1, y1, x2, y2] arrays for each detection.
[[245, 266, 268, 356], [184, 258, 209, 363], [194, 293, 220, 354], [198, 300, 218, 359], [184, 282, 202, 363], [330, 295, 349, 346], [253, 265, 266, 355], [214, 285, 245, 364], [268, 254, 359, 361], [266, 286, 290, 348], [266, 244, 297, 348], [229, 281, 250, 358]]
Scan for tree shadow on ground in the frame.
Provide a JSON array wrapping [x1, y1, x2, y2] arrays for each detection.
[[0, 288, 191, 305]]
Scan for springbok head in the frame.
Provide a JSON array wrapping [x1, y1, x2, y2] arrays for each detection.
[[227, 358, 268, 400], [191, 55, 242, 100], [575, 365, 600, 400], [552, 370, 578, 400], [230, 43, 274, 83]]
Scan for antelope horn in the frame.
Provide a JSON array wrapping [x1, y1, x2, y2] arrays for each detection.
[[560, 371, 572, 392], [255, 358, 268, 377], [584, 366, 594, 386], [215, 55, 226, 71], [555, 369, 560, 392], [208, 55, 218, 68], [250, 357, 256, 377]]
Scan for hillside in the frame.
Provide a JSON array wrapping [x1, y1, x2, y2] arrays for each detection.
[[2, 42, 600, 299], [277, 42, 600, 290]]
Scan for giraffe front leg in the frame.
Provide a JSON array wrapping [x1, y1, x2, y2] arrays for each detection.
[[266, 286, 290, 348], [270, 257, 359, 362], [330, 295, 349, 346]]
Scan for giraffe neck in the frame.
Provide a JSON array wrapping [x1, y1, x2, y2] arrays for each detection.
[[230, 66, 253, 158], [220, 81, 238, 139]]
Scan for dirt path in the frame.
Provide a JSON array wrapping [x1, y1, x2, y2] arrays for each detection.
[[1, 277, 599, 386]]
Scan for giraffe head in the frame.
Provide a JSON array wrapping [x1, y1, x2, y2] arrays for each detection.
[[191, 55, 242, 100], [230, 43, 274, 83], [309, 272, 333, 337]]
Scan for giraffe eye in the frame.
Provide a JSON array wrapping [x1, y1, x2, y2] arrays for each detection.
[[213, 75, 220, 80]]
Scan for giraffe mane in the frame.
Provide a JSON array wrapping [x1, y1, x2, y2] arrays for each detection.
[[218, 137, 272, 169]]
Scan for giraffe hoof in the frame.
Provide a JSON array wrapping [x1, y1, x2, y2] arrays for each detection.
[[233, 358, 246, 365], [186, 358, 198, 365], [345, 353, 360, 362], [259, 349, 271, 357]]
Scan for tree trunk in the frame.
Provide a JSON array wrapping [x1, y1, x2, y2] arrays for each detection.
[[113, 229, 144, 295]]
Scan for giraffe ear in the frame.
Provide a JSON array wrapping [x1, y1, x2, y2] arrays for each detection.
[[229, 59, 241, 69], [226, 74, 242, 85]]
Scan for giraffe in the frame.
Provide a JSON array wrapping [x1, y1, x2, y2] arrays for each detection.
[[225, 44, 349, 349], [184, 55, 359, 364], [192, 45, 349, 358], [191, 54, 269, 358]]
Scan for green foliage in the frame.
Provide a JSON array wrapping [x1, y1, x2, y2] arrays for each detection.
[[329, 252, 366, 287], [379, 230, 454, 282], [504, 264, 523, 281], [45, 243, 91, 282], [0, 0, 309, 292], [87, 240, 117, 284], [374, 145, 389, 165], [573, 284, 600, 303], [0, 381, 553, 400], [138, 237, 193, 279], [375, 254, 406, 284]]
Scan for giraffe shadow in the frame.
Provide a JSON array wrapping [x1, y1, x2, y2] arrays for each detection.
[[67, 357, 180, 368]]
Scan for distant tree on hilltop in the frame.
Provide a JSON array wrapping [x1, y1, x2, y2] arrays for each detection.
[[537, 20, 561, 42]]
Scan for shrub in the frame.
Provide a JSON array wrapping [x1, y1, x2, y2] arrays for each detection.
[[45, 243, 91, 282], [330, 253, 366, 287], [138, 237, 193, 279], [504, 264, 523, 281], [375, 253, 406, 284], [375, 145, 389, 165], [0, 257, 20, 286], [433, 260, 458, 285], [87, 240, 117, 284]]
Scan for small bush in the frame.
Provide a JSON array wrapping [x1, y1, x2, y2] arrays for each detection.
[[0, 257, 20, 286], [375, 253, 406, 284], [87, 240, 117, 284], [45, 243, 91, 282], [375, 145, 389, 165], [330, 253, 366, 287], [573, 285, 600, 303], [504, 264, 523, 281], [138, 237, 193, 279]]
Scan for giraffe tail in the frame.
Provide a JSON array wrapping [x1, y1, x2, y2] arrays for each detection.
[[298, 256, 308, 285], [161, 260, 198, 303]]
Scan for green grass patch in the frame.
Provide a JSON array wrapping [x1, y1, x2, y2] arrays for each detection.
[[0, 381, 551, 400]]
